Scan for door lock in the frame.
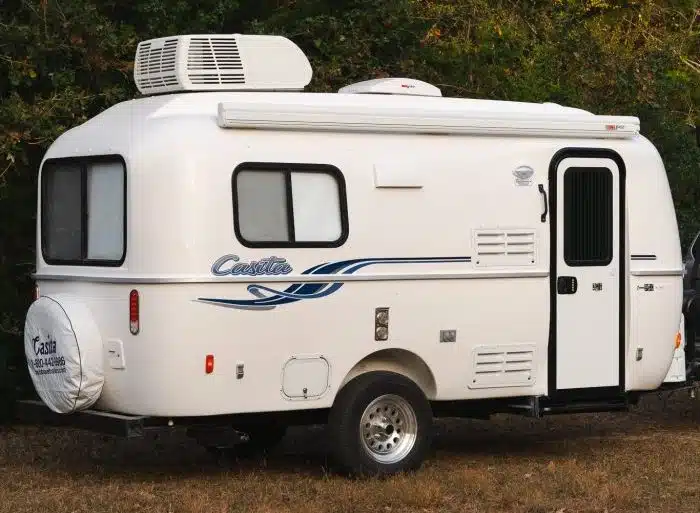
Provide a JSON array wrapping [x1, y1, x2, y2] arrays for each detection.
[[557, 276, 578, 294]]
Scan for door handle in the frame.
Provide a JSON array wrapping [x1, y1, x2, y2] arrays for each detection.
[[538, 184, 548, 223], [557, 276, 577, 294]]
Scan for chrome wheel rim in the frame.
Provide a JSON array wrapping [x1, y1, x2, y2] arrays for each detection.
[[359, 394, 418, 464]]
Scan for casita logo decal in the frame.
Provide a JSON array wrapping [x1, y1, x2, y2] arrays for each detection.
[[33, 335, 57, 356], [199, 255, 471, 310], [211, 254, 293, 276], [30, 335, 65, 375]]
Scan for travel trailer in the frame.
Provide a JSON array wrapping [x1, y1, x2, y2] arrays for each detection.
[[17, 33, 697, 476]]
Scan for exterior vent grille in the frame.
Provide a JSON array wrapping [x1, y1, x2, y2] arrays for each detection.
[[132, 34, 312, 96], [134, 38, 179, 92], [469, 345, 536, 389], [188, 74, 246, 85], [474, 229, 536, 267], [187, 37, 245, 84]]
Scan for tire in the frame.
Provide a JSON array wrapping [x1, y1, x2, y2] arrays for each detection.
[[23, 295, 104, 413], [328, 371, 433, 476]]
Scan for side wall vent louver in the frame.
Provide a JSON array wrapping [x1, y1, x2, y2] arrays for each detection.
[[474, 229, 537, 267], [469, 344, 536, 389], [133, 34, 312, 95]]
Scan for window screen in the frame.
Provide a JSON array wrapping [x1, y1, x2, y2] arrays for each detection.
[[233, 164, 347, 247], [43, 163, 83, 261], [236, 170, 290, 242], [563, 166, 613, 266], [42, 157, 126, 265]]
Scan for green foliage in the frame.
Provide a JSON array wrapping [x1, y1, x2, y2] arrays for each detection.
[[0, 0, 698, 347]]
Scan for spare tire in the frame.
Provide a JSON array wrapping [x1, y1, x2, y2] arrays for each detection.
[[23, 295, 104, 414]]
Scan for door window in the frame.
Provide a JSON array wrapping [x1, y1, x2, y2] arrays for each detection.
[[563, 166, 613, 266]]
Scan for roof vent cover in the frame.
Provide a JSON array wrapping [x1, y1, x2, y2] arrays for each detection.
[[338, 78, 442, 97], [133, 34, 312, 95]]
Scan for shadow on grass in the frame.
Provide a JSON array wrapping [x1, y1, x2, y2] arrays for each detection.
[[1, 388, 699, 482]]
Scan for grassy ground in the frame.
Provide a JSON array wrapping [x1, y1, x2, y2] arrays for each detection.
[[1, 390, 699, 513]]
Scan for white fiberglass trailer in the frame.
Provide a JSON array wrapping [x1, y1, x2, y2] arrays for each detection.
[[20, 33, 694, 475]]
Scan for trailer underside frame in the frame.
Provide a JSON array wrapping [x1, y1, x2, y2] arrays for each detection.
[[11, 379, 699, 441]]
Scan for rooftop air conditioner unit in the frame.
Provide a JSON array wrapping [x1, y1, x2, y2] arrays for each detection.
[[133, 34, 313, 96]]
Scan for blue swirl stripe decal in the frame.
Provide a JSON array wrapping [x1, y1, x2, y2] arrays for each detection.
[[197, 256, 470, 310]]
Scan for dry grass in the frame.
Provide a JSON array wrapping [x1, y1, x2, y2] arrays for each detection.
[[2, 391, 700, 513]]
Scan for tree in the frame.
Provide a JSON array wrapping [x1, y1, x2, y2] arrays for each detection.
[[0, 0, 697, 345]]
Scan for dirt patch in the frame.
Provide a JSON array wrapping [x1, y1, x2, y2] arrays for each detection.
[[1, 391, 699, 513]]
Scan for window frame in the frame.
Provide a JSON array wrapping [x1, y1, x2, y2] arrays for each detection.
[[40, 154, 127, 267], [231, 162, 349, 248], [562, 165, 614, 267]]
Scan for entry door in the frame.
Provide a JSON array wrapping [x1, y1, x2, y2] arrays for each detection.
[[553, 155, 622, 392]]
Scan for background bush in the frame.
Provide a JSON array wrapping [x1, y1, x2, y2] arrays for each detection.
[[0, 0, 698, 385]]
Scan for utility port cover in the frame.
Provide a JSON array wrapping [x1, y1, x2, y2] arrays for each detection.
[[282, 356, 329, 399]]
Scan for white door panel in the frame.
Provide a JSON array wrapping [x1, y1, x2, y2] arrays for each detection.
[[555, 156, 620, 391]]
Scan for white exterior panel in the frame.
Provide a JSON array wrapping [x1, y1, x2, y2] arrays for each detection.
[[30, 89, 683, 417]]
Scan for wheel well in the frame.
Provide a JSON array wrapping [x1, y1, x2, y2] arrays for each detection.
[[338, 349, 437, 400]]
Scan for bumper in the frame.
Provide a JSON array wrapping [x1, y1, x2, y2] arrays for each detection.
[[13, 399, 154, 438]]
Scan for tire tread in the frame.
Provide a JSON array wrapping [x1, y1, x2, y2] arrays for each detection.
[[328, 371, 432, 476]]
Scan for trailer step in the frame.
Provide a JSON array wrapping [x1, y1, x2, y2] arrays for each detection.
[[505, 396, 629, 418], [539, 399, 629, 415]]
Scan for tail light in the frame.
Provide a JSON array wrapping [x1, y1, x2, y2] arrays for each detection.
[[33, 284, 39, 301], [205, 354, 214, 374], [129, 289, 140, 335]]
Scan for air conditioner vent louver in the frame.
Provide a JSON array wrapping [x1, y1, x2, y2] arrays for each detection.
[[186, 37, 245, 85], [132, 34, 312, 95], [188, 74, 246, 85], [134, 38, 179, 92]]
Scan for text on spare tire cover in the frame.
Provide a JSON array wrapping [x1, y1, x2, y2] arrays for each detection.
[[30, 335, 66, 374]]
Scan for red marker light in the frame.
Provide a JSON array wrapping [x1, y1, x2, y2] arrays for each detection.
[[129, 290, 140, 335], [205, 354, 214, 374]]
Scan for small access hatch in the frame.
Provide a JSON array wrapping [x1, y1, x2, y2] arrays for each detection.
[[106, 339, 126, 370], [282, 356, 330, 399]]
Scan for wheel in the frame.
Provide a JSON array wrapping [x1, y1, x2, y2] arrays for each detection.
[[328, 371, 433, 476]]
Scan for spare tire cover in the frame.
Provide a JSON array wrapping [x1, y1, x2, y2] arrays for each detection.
[[24, 295, 104, 414]]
